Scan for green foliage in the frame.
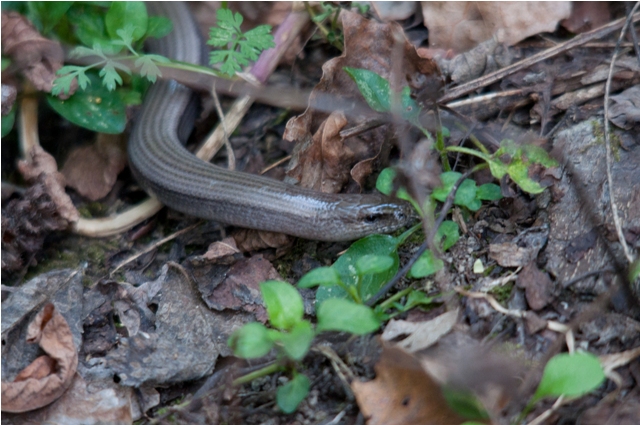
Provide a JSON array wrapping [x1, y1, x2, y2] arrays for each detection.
[[343, 67, 420, 124], [261, 280, 304, 330], [2, 107, 16, 138], [533, 352, 605, 401], [409, 249, 444, 278], [277, 373, 310, 414], [432, 171, 502, 212], [227, 322, 273, 359], [316, 298, 380, 334], [47, 73, 129, 134], [207, 8, 275, 76], [442, 386, 490, 421], [49, 2, 173, 97]]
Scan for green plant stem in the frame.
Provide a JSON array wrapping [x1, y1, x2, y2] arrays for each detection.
[[468, 134, 490, 155], [303, 2, 344, 51], [233, 363, 286, 386], [436, 128, 451, 171], [444, 145, 492, 163], [377, 286, 413, 311]]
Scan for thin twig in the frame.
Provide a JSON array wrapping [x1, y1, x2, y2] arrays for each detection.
[[260, 155, 291, 174], [209, 83, 236, 170], [603, 2, 639, 265], [438, 12, 640, 104], [110, 222, 201, 275]]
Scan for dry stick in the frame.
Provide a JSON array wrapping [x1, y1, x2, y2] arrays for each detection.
[[603, 2, 639, 265], [110, 222, 201, 275], [209, 83, 236, 171], [366, 166, 479, 307], [73, 8, 310, 237], [438, 12, 640, 104]]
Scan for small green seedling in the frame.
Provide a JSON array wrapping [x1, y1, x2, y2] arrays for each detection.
[[228, 279, 382, 412]]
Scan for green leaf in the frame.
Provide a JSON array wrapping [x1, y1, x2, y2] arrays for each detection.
[[507, 158, 544, 194], [135, 56, 163, 83], [316, 234, 400, 304], [146, 16, 173, 39], [355, 255, 394, 275], [629, 259, 640, 283], [534, 352, 605, 401], [277, 321, 314, 361], [105, 1, 148, 42], [68, 5, 112, 51], [343, 67, 390, 112], [401, 290, 435, 311], [432, 171, 461, 202], [487, 158, 508, 179], [442, 386, 490, 421], [317, 299, 380, 334], [476, 183, 502, 201], [401, 86, 421, 123], [47, 73, 127, 133], [261, 281, 304, 331], [228, 322, 274, 358], [27, 1, 73, 34], [455, 178, 481, 211], [436, 221, 459, 251], [409, 249, 443, 278], [99, 61, 127, 91], [239, 24, 275, 60], [523, 144, 558, 167], [298, 267, 341, 288], [375, 167, 416, 208], [2, 106, 16, 138], [277, 373, 310, 414]]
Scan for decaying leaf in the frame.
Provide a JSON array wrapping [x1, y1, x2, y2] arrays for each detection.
[[62, 133, 127, 201], [233, 228, 292, 253], [4, 375, 136, 425], [1, 11, 69, 94], [2, 303, 78, 413], [561, 2, 611, 34], [516, 262, 553, 311], [352, 345, 464, 425], [284, 10, 442, 192], [202, 236, 242, 262], [609, 86, 640, 130], [2, 146, 79, 273], [422, 2, 572, 52], [287, 111, 352, 193], [18, 145, 79, 223], [489, 226, 548, 268], [200, 254, 280, 323], [381, 309, 458, 352]]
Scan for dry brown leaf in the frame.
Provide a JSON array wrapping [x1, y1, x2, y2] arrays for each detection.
[[516, 262, 553, 311], [284, 10, 442, 191], [203, 236, 241, 261], [5, 375, 136, 425], [578, 393, 640, 425], [1, 11, 70, 94], [18, 145, 79, 223], [233, 228, 292, 253], [203, 254, 282, 323], [61, 133, 127, 201], [352, 345, 465, 425], [609, 86, 640, 130], [422, 2, 572, 52], [561, 2, 611, 34], [2, 303, 78, 413], [287, 111, 352, 193], [381, 309, 458, 352]]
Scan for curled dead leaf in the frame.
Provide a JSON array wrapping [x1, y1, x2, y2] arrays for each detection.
[[62, 133, 127, 201], [1, 11, 69, 94], [284, 10, 442, 191], [352, 345, 465, 425], [2, 303, 78, 413]]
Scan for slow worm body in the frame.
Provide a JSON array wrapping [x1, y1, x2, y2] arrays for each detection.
[[129, 2, 414, 241]]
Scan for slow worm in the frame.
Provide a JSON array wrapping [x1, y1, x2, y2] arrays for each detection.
[[129, 2, 414, 241]]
